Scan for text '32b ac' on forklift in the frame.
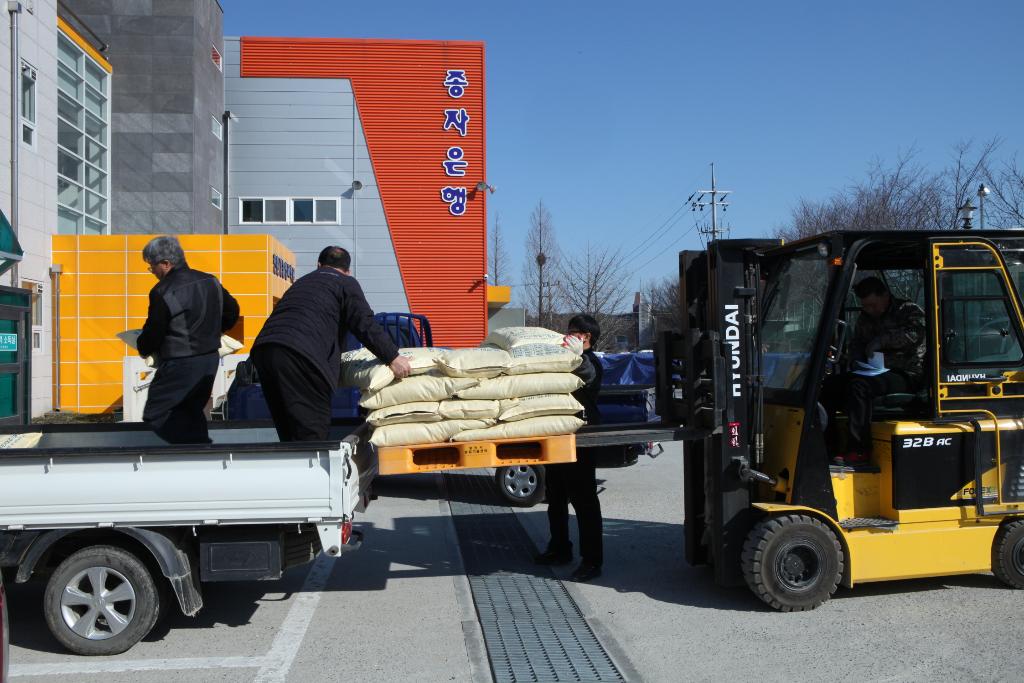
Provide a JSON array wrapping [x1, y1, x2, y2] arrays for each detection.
[[653, 230, 1024, 611]]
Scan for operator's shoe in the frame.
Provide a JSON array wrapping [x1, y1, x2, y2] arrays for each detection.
[[570, 562, 602, 582], [534, 548, 573, 565], [832, 451, 869, 466]]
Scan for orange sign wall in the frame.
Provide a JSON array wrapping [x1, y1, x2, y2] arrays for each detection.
[[240, 37, 488, 347]]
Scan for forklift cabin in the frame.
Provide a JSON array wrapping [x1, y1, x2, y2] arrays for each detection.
[[670, 231, 1024, 611]]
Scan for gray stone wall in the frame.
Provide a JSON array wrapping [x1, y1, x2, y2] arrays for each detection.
[[69, 0, 224, 234]]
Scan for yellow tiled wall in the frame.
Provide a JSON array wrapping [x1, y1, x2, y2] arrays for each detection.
[[52, 234, 295, 414]]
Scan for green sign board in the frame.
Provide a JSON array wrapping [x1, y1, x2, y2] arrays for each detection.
[[0, 334, 17, 353]]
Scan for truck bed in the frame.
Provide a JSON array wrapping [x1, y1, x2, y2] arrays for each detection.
[[0, 420, 374, 531]]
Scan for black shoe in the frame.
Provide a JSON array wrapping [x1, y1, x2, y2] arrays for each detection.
[[570, 562, 602, 582], [534, 549, 573, 565]]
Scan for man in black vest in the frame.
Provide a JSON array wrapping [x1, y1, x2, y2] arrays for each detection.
[[251, 246, 412, 442], [535, 314, 605, 582], [138, 236, 240, 444]]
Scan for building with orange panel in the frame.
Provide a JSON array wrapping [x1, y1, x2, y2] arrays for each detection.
[[226, 37, 490, 348], [51, 234, 294, 413]]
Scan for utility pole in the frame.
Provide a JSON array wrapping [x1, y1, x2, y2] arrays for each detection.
[[689, 162, 732, 242]]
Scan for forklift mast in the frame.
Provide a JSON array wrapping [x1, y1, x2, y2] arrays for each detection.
[[674, 239, 780, 585]]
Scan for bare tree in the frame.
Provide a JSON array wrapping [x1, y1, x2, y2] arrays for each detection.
[[645, 275, 684, 335], [488, 212, 511, 285], [776, 140, 1002, 239], [520, 200, 560, 327], [988, 155, 1024, 228], [557, 243, 631, 351]]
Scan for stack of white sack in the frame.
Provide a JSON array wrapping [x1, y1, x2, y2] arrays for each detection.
[[344, 328, 589, 447]]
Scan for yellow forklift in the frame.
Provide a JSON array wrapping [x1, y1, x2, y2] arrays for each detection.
[[649, 230, 1024, 610]]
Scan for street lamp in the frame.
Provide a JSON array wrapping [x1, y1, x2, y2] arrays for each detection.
[[977, 183, 991, 229], [536, 251, 547, 327], [959, 198, 976, 230]]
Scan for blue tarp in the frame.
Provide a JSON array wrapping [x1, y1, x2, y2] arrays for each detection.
[[597, 351, 655, 386]]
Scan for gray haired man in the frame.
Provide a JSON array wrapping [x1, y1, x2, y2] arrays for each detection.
[[137, 236, 240, 443]]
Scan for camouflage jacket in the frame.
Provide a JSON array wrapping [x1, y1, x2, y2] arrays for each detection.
[[850, 298, 926, 379]]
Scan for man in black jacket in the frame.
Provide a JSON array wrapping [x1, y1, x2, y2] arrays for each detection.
[[251, 246, 412, 442], [535, 314, 605, 582], [138, 236, 240, 444]]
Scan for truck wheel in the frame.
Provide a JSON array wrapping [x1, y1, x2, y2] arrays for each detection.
[[992, 519, 1024, 589], [495, 465, 545, 507], [43, 545, 162, 655], [741, 514, 843, 612]]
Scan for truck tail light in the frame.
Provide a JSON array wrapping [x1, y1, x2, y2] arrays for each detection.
[[341, 519, 352, 546]]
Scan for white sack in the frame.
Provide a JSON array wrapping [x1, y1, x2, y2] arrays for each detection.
[[438, 399, 501, 420], [498, 394, 584, 422], [454, 373, 583, 401], [365, 401, 443, 427], [483, 326, 565, 350], [360, 374, 478, 410], [451, 415, 584, 442], [369, 419, 494, 448], [435, 347, 512, 379]]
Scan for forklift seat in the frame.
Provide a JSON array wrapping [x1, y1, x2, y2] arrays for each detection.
[[872, 390, 928, 417]]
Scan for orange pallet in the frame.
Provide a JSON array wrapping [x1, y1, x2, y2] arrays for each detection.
[[376, 433, 577, 475]]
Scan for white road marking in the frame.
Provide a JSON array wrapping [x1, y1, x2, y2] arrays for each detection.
[[10, 655, 263, 677], [253, 552, 337, 683]]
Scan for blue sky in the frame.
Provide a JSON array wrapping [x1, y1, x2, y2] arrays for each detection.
[[222, 0, 1024, 304]]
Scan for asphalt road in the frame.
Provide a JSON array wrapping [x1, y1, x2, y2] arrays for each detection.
[[7, 442, 1024, 682]]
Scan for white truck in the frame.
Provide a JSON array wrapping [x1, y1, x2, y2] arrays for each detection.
[[0, 420, 374, 655]]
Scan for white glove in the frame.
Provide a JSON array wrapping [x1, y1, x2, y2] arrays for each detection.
[[562, 335, 584, 356]]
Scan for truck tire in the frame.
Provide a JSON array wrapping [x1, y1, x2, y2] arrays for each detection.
[[43, 545, 162, 655], [495, 465, 545, 507], [992, 519, 1024, 589], [741, 514, 843, 612]]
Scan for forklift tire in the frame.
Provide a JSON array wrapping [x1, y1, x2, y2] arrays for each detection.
[[991, 519, 1024, 589], [741, 514, 843, 612], [43, 545, 162, 656]]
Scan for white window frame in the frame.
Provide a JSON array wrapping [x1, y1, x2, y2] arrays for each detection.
[[238, 197, 341, 225], [313, 198, 341, 224], [20, 61, 37, 150], [56, 32, 109, 235], [211, 187, 223, 210], [211, 115, 222, 140]]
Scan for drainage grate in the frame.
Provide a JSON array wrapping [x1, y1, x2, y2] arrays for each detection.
[[446, 473, 625, 683]]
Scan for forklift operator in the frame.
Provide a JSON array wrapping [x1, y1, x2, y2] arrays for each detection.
[[822, 276, 926, 465]]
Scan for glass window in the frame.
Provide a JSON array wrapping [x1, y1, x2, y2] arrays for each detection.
[[761, 246, 832, 392], [211, 187, 223, 210], [58, 177, 82, 209], [85, 192, 105, 220], [58, 149, 83, 182], [84, 88, 105, 119], [85, 62, 105, 94], [21, 62, 36, 147], [940, 271, 1024, 365], [57, 92, 83, 127], [58, 207, 82, 234], [85, 139, 106, 170], [57, 62, 82, 100], [84, 112, 106, 141], [21, 64, 36, 123], [58, 118, 83, 155], [211, 115, 222, 140], [85, 165, 105, 194], [211, 45, 222, 70], [315, 199, 338, 223], [56, 29, 109, 234], [241, 199, 263, 223], [292, 199, 314, 223], [20, 283, 42, 329], [265, 199, 287, 222], [58, 34, 82, 72]]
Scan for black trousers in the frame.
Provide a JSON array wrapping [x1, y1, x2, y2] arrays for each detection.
[[545, 451, 603, 567], [822, 371, 912, 453], [251, 343, 333, 442], [143, 352, 219, 444]]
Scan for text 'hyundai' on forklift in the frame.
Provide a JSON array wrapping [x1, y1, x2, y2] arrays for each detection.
[[650, 230, 1024, 610]]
